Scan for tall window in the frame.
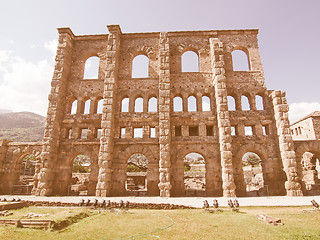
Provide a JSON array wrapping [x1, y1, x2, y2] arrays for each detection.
[[71, 100, 77, 114], [232, 50, 249, 71], [135, 97, 143, 112], [84, 99, 91, 114], [255, 95, 264, 110], [148, 97, 157, 112], [181, 51, 199, 72], [227, 96, 236, 111], [202, 96, 210, 111], [97, 99, 103, 114], [188, 96, 197, 112], [241, 95, 250, 110], [174, 96, 183, 112], [121, 98, 129, 112], [84, 56, 100, 79], [132, 55, 149, 78]]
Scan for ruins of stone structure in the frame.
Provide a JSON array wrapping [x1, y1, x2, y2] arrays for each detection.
[[0, 25, 319, 197]]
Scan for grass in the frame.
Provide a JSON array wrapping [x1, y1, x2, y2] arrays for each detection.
[[0, 206, 319, 239]]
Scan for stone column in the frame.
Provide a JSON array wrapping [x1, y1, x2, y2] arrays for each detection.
[[95, 25, 121, 197], [270, 90, 303, 196], [210, 38, 236, 197], [158, 32, 172, 197], [36, 28, 74, 196]]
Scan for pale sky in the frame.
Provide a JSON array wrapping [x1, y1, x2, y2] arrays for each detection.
[[0, 0, 319, 124]]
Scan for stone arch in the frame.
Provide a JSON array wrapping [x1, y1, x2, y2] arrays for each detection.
[[120, 96, 129, 112], [68, 151, 99, 196], [117, 145, 159, 196], [172, 145, 222, 197], [231, 46, 251, 71], [131, 53, 149, 78], [295, 141, 320, 195], [233, 143, 268, 196], [148, 95, 157, 112], [181, 49, 199, 72], [83, 55, 100, 79]]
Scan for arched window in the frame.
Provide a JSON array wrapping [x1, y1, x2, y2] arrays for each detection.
[[134, 97, 143, 112], [132, 55, 149, 78], [121, 98, 129, 112], [188, 96, 197, 112], [232, 49, 250, 71], [97, 99, 103, 114], [84, 99, 91, 114], [181, 51, 199, 72], [173, 96, 183, 112], [227, 96, 236, 111], [255, 95, 264, 110], [71, 100, 78, 114], [241, 95, 250, 110], [148, 97, 157, 112], [202, 96, 210, 111], [84, 56, 100, 79]]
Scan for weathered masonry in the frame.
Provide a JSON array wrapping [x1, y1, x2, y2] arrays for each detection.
[[2, 25, 319, 197]]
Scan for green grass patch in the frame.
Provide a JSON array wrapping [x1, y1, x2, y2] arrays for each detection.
[[0, 206, 319, 239]]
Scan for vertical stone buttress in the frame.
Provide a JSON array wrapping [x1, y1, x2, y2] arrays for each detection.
[[96, 25, 121, 197], [210, 38, 236, 197], [270, 90, 303, 196], [36, 28, 74, 196], [158, 32, 172, 197]]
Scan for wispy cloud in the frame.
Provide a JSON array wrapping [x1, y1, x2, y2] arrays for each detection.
[[289, 102, 320, 124], [0, 50, 53, 116]]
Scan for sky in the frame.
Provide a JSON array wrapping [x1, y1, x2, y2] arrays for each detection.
[[0, 0, 319, 124]]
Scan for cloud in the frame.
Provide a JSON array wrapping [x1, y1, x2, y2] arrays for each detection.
[[289, 102, 320, 124], [0, 50, 53, 116], [44, 40, 58, 60]]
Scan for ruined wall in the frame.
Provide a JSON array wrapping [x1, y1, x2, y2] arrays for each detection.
[[0, 25, 308, 197]]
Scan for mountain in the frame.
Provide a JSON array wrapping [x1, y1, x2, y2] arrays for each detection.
[[0, 112, 46, 142]]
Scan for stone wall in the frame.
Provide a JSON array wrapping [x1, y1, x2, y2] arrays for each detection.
[[2, 25, 317, 197]]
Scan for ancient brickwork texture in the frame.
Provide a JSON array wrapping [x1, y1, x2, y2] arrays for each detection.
[[2, 25, 317, 197]]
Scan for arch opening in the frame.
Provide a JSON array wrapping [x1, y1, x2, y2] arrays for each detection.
[[70, 154, 95, 196], [11, 154, 38, 195], [84, 56, 100, 79], [255, 95, 264, 110], [97, 99, 103, 114], [232, 49, 250, 71], [202, 96, 211, 111], [173, 96, 183, 112], [134, 97, 143, 112], [126, 153, 148, 195], [71, 100, 77, 114], [132, 55, 149, 78], [241, 95, 250, 110], [188, 96, 197, 112], [181, 51, 199, 72], [84, 99, 91, 114], [148, 97, 157, 112], [300, 151, 320, 195], [242, 152, 266, 196], [184, 153, 206, 197], [227, 96, 236, 111], [121, 98, 129, 112]]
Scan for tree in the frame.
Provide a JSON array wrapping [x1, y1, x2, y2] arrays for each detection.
[[243, 153, 261, 167]]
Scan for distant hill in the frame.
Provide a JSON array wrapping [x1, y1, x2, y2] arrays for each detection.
[[0, 112, 46, 142]]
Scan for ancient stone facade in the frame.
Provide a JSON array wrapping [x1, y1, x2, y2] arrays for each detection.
[[1, 25, 319, 197]]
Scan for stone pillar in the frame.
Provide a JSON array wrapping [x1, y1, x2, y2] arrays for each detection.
[[210, 38, 236, 197], [36, 28, 74, 196], [95, 25, 121, 197], [158, 32, 172, 197], [270, 90, 303, 196]]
